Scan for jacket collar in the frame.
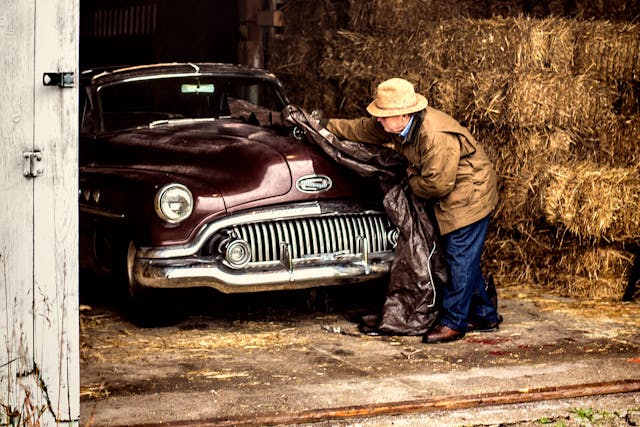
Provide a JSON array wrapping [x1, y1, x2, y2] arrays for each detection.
[[402, 109, 425, 145]]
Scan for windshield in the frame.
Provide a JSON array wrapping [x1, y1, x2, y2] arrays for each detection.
[[96, 74, 287, 132]]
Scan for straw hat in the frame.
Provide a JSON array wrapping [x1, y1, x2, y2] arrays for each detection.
[[366, 78, 428, 117]]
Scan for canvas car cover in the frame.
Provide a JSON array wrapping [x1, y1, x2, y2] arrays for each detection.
[[282, 105, 448, 335]]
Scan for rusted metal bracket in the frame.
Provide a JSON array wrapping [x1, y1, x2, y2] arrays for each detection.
[[42, 72, 74, 88], [23, 150, 43, 178]]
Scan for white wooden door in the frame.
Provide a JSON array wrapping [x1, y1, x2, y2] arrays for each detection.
[[0, 0, 79, 425]]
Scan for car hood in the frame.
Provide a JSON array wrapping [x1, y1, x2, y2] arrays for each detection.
[[81, 119, 336, 209]]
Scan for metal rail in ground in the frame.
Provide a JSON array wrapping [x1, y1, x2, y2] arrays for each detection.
[[116, 379, 640, 427]]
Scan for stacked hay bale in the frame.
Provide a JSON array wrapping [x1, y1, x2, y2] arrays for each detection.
[[267, 0, 345, 110], [268, 0, 640, 301]]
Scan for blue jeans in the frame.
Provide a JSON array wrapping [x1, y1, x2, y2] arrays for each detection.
[[440, 215, 498, 332]]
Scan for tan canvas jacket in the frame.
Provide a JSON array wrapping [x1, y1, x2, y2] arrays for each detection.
[[327, 106, 499, 235]]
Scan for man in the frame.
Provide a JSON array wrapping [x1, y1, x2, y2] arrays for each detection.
[[326, 77, 501, 343]]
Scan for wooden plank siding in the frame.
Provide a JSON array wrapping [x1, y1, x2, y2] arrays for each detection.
[[1, 0, 38, 423], [1, 0, 79, 425]]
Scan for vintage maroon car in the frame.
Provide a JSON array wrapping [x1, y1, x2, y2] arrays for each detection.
[[79, 63, 397, 304]]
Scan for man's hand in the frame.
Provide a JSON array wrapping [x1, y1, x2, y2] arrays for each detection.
[[407, 165, 420, 178]]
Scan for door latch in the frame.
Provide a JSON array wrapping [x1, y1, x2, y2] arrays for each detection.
[[43, 72, 74, 88], [23, 151, 43, 178]]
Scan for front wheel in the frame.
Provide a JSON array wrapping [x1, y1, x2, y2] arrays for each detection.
[[122, 240, 184, 326], [125, 241, 150, 301]]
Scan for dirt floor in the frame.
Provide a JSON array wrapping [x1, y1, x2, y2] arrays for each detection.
[[79, 278, 640, 426]]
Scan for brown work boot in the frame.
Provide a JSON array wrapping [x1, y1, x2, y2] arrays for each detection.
[[422, 325, 465, 344], [467, 314, 503, 332]]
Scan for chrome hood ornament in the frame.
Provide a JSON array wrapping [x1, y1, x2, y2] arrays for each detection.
[[296, 174, 332, 193]]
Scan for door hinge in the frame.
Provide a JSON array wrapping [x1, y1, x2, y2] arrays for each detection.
[[23, 151, 43, 178], [43, 72, 74, 88]]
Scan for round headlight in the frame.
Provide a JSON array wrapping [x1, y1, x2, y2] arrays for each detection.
[[155, 183, 193, 224], [224, 239, 252, 269]]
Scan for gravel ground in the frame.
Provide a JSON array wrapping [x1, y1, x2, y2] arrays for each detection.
[[80, 279, 640, 427], [292, 403, 640, 426]]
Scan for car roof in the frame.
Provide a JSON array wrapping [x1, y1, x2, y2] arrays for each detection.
[[81, 62, 281, 86]]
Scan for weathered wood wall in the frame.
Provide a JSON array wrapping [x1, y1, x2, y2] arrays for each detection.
[[1, 0, 79, 425]]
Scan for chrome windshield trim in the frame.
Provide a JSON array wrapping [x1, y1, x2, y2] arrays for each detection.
[[148, 117, 217, 128], [100, 72, 204, 88]]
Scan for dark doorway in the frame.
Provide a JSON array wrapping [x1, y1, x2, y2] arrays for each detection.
[[80, 0, 238, 69]]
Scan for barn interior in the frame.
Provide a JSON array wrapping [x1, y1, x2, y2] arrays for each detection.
[[80, 0, 639, 303], [77, 1, 640, 425]]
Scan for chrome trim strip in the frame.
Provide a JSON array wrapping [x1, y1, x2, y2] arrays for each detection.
[[79, 205, 125, 219], [134, 252, 393, 293], [149, 117, 217, 128], [138, 202, 325, 259], [101, 72, 204, 87], [230, 213, 391, 265]]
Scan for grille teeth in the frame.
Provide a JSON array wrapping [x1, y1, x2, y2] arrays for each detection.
[[230, 214, 394, 263]]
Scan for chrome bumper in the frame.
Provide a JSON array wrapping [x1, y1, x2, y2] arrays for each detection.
[[133, 202, 395, 293], [133, 252, 393, 293]]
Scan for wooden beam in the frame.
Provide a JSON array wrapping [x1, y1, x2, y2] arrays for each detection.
[[237, 0, 263, 67]]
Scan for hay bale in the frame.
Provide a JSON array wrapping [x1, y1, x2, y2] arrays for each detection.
[[515, 17, 576, 73], [316, 25, 626, 127], [543, 162, 640, 243], [574, 20, 640, 81], [269, 36, 330, 110], [615, 81, 640, 117], [279, 0, 340, 37], [319, 30, 441, 117], [332, 76, 374, 118], [542, 245, 634, 301], [433, 18, 525, 73], [426, 71, 510, 127], [301, 21, 633, 127], [507, 71, 617, 131], [484, 224, 558, 288], [319, 30, 434, 81], [348, 0, 491, 34], [319, 30, 385, 81], [482, 126, 639, 242], [485, 226, 635, 301], [426, 71, 469, 118], [346, 15, 580, 74], [273, 1, 640, 303], [345, 1, 374, 33], [466, 72, 511, 126], [487, 127, 576, 232], [348, 0, 577, 33], [326, 18, 527, 74], [487, 0, 570, 18], [318, 27, 515, 120], [572, 0, 640, 21], [269, 36, 321, 77], [594, 113, 640, 168]]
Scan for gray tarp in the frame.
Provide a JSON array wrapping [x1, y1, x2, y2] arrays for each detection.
[[283, 105, 447, 335]]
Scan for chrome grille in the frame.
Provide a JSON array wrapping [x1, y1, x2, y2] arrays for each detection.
[[230, 213, 394, 263]]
